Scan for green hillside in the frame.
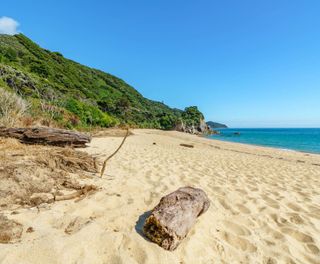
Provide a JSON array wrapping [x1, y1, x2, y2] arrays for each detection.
[[0, 34, 204, 130]]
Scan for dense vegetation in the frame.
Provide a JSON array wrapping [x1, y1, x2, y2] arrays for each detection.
[[0, 34, 205, 130]]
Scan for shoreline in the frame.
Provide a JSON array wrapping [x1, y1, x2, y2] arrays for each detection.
[[204, 133, 320, 156]]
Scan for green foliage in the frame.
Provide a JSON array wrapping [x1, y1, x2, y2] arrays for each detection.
[[159, 114, 177, 130], [116, 96, 131, 112], [0, 34, 205, 130], [182, 106, 204, 126], [30, 61, 50, 77], [65, 98, 117, 127], [4, 48, 18, 61]]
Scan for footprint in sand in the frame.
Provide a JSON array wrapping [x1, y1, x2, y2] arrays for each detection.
[[218, 199, 232, 211], [263, 239, 276, 246], [263, 256, 277, 264], [64, 216, 92, 235], [307, 205, 320, 214], [222, 220, 251, 236], [219, 231, 257, 252], [281, 228, 314, 243], [235, 188, 248, 195], [108, 255, 124, 264], [286, 202, 304, 212], [215, 242, 226, 258], [287, 213, 304, 224], [265, 225, 285, 240], [236, 204, 251, 214], [261, 195, 280, 209], [306, 244, 320, 255], [121, 235, 148, 264]]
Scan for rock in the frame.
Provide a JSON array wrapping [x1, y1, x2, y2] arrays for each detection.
[[198, 119, 209, 133], [30, 193, 54, 206], [26, 227, 34, 233], [175, 121, 186, 133], [175, 119, 210, 135]]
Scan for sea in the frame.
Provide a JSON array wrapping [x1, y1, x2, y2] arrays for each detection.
[[207, 128, 320, 154]]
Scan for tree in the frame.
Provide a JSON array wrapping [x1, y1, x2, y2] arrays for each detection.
[[116, 96, 130, 113], [182, 106, 204, 126], [159, 114, 176, 130]]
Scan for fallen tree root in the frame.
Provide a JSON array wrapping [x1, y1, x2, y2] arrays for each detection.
[[100, 129, 129, 177]]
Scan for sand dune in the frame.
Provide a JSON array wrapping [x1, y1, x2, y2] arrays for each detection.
[[0, 129, 320, 263]]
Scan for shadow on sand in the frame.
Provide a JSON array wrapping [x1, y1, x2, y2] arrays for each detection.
[[135, 210, 151, 241]]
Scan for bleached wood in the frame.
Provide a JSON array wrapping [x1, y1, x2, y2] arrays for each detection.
[[0, 127, 91, 147], [143, 187, 210, 251]]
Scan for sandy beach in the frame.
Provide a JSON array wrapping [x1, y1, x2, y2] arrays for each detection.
[[0, 129, 320, 264]]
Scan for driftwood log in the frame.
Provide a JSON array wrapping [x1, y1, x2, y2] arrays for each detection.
[[180, 143, 194, 148], [0, 127, 91, 147], [143, 187, 210, 251]]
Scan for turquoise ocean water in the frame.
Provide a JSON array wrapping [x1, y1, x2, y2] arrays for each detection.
[[207, 128, 320, 154]]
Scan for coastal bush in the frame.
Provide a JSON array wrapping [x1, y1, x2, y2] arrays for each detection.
[[182, 106, 204, 126], [2, 47, 18, 62], [0, 87, 29, 127], [159, 114, 177, 130], [30, 61, 50, 77], [65, 99, 118, 127], [0, 34, 206, 130]]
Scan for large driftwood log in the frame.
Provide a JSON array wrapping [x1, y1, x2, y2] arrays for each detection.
[[0, 127, 91, 147], [143, 186, 210, 251]]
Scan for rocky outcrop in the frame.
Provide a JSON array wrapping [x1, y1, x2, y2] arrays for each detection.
[[175, 119, 210, 135], [198, 119, 209, 133]]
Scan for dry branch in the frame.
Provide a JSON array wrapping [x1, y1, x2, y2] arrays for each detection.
[[143, 186, 210, 251], [100, 128, 129, 177], [54, 185, 97, 202]]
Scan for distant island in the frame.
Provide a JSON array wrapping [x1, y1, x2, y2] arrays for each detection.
[[206, 121, 228, 129]]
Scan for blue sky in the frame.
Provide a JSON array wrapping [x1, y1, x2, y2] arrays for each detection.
[[1, 0, 320, 127]]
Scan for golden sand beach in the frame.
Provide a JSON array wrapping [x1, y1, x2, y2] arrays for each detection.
[[0, 129, 320, 263]]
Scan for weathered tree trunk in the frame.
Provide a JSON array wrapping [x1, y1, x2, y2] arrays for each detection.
[[0, 127, 91, 147], [143, 187, 210, 251], [180, 143, 194, 148]]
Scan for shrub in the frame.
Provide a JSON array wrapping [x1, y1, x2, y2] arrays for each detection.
[[65, 98, 118, 127], [4, 48, 17, 61], [30, 62, 50, 77], [0, 88, 29, 127], [159, 114, 177, 130]]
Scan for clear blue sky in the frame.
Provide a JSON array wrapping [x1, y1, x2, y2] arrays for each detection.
[[2, 0, 320, 127]]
